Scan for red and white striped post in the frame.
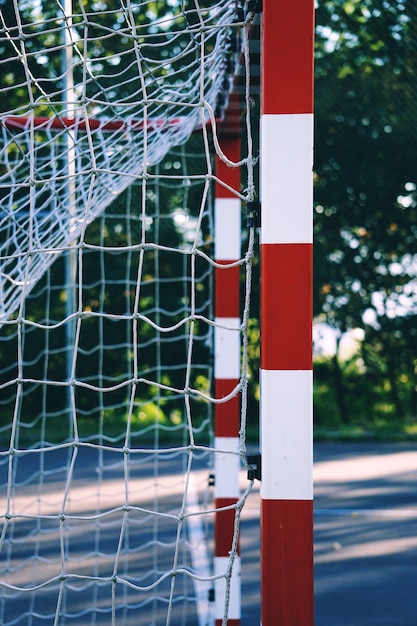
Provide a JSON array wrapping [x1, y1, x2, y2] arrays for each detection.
[[214, 137, 241, 626], [260, 1, 315, 624]]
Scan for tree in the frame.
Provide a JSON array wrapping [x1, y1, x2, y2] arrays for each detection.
[[314, 0, 417, 421], [0, 1, 233, 441]]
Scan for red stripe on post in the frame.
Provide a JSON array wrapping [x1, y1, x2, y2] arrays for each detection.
[[215, 263, 240, 318], [218, 92, 243, 141], [215, 379, 240, 437], [215, 497, 240, 556], [215, 138, 241, 197], [261, 243, 312, 371], [261, 499, 314, 625], [262, 0, 314, 115]]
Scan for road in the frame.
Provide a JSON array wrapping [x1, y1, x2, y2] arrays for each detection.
[[1, 442, 417, 625], [314, 442, 417, 626], [0, 445, 213, 626], [240, 442, 417, 625]]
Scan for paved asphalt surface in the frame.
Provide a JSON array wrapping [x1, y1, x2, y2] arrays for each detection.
[[240, 441, 417, 626], [313, 442, 417, 626], [1, 442, 417, 625]]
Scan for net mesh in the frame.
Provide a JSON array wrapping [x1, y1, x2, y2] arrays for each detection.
[[0, 0, 242, 321], [0, 1, 257, 625]]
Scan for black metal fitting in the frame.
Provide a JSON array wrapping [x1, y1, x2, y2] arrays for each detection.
[[247, 453, 261, 481], [246, 201, 261, 228]]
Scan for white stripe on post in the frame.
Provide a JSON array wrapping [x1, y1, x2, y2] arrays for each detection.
[[214, 317, 241, 380], [260, 369, 313, 501], [214, 436, 240, 499], [214, 556, 241, 622], [261, 114, 314, 244], [215, 197, 241, 260]]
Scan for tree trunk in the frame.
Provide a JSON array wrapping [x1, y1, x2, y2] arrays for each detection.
[[333, 335, 349, 425], [387, 360, 404, 420]]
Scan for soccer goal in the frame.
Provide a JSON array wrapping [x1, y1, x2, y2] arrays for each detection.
[[0, 1, 260, 626], [1, 1, 317, 624]]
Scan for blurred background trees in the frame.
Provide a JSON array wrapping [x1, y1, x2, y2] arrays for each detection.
[[2, 0, 417, 438], [0, 1, 218, 444], [314, 0, 417, 433]]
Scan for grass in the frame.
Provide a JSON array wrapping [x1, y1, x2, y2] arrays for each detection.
[[314, 421, 417, 442]]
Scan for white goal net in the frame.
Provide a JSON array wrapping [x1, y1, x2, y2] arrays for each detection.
[[0, 1, 257, 625]]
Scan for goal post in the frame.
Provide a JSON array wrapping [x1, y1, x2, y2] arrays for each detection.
[[260, 1, 315, 624], [214, 136, 242, 626]]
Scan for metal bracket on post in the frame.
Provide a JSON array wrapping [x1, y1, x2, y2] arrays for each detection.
[[247, 453, 261, 481], [246, 201, 261, 228]]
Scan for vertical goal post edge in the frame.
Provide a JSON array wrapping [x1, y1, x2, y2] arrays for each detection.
[[260, 1, 315, 625]]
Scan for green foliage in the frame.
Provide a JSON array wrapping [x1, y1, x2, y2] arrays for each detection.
[[315, 353, 393, 428], [0, 134, 215, 446], [246, 317, 260, 430], [0, 1, 247, 447], [130, 401, 168, 427], [314, 0, 417, 426]]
